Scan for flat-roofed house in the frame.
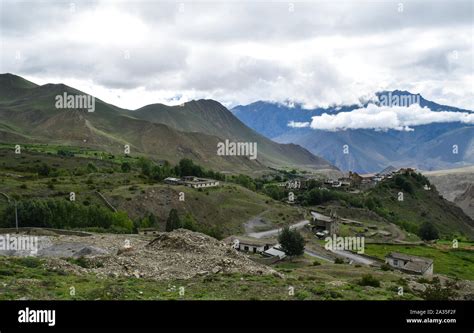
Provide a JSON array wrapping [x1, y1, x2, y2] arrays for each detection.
[[385, 252, 434, 276], [223, 236, 276, 254], [181, 176, 219, 188], [164, 177, 181, 185], [137, 228, 160, 236], [263, 246, 287, 259]]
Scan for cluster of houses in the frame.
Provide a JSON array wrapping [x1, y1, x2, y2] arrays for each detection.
[[223, 209, 434, 276], [164, 176, 220, 189], [276, 179, 309, 190], [224, 232, 434, 276], [327, 166, 417, 190], [275, 166, 418, 192]]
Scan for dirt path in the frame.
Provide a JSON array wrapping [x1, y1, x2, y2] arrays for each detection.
[[304, 248, 334, 262], [247, 220, 310, 239], [243, 210, 273, 234]]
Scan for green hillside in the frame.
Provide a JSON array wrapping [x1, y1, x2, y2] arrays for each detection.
[[365, 172, 474, 239], [133, 100, 334, 172], [0, 145, 303, 237], [0, 73, 337, 175]]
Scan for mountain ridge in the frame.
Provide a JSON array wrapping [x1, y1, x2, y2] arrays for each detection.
[[231, 92, 474, 173], [0, 73, 337, 176]]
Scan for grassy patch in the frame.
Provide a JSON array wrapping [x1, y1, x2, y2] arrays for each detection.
[[365, 243, 474, 280]]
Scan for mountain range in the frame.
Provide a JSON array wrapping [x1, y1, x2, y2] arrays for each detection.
[[0, 73, 336, 175], [232, 91, 474, 173]]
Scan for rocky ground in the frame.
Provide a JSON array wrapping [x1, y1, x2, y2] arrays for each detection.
[[7, 229, 279, 280]]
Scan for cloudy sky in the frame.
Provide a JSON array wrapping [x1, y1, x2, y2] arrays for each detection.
[[1, 0, 473, 112]]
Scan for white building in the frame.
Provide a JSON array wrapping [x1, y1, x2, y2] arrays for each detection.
[[181, 176, 220, 189], [224, 236, 275, 254], [385, 252, 433, 276], [263, 246, 286, 259]]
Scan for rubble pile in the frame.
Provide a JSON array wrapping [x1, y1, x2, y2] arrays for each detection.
[[44, 229, 278, 280]]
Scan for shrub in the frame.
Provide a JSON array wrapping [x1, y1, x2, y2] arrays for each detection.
[[295, 290, 310, 300], [421, 280, 458, 300], [417, 277, 431, 284], [358, 274, 381, 287], [182, 213, 198, 232], [329, 290, 343, 299], [37, 163, 50, 176], [17, 257, 41, 268], [121, 162, 131, 173], [87, 162, 98, 173], [418, 222, 439, 241], [381, 263, 391, 271]]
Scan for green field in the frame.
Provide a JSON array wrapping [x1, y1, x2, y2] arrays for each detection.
[[365, 243, 474, 281]]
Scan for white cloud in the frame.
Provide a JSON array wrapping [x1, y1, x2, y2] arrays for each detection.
[[289, 104, 474, 131], [0, 1, 473, 110]]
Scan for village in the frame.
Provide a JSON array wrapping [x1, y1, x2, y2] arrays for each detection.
[[277, 166, 420, 192], [221, 208, 434, 277], [157, 166, 436, 277]]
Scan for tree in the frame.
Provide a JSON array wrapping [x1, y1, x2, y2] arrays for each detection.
[[161, 161, 173, 179], [148, 213, 158, 227], [418, 222, 439, 241], [138, 157, 152, 177], [111, 211, 134, 233], [166, 209, 182, 232], [151, 165, 164, 181], [121, 162, 131, 173], [264, 184, 284, 200], [182, 213, 198, 231], [176, 158, 204, 177], [278, 226, 305, 257]]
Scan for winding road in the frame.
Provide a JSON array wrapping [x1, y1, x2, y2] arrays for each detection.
[[329, 249, 377, 265], [247, 220, 310, 239], [246, 214, 379, 265]]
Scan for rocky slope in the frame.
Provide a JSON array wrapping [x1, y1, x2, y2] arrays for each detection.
[[424, 166, 474, 219], [35, 229, 279, 280]]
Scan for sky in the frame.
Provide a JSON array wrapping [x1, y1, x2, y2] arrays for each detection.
[[1, 0, 473, 114]]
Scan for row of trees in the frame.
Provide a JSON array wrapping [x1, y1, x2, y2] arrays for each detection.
[[137, 158, 226, 182], [0, 199, 133, 233], [301, 188, 364, 208]]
